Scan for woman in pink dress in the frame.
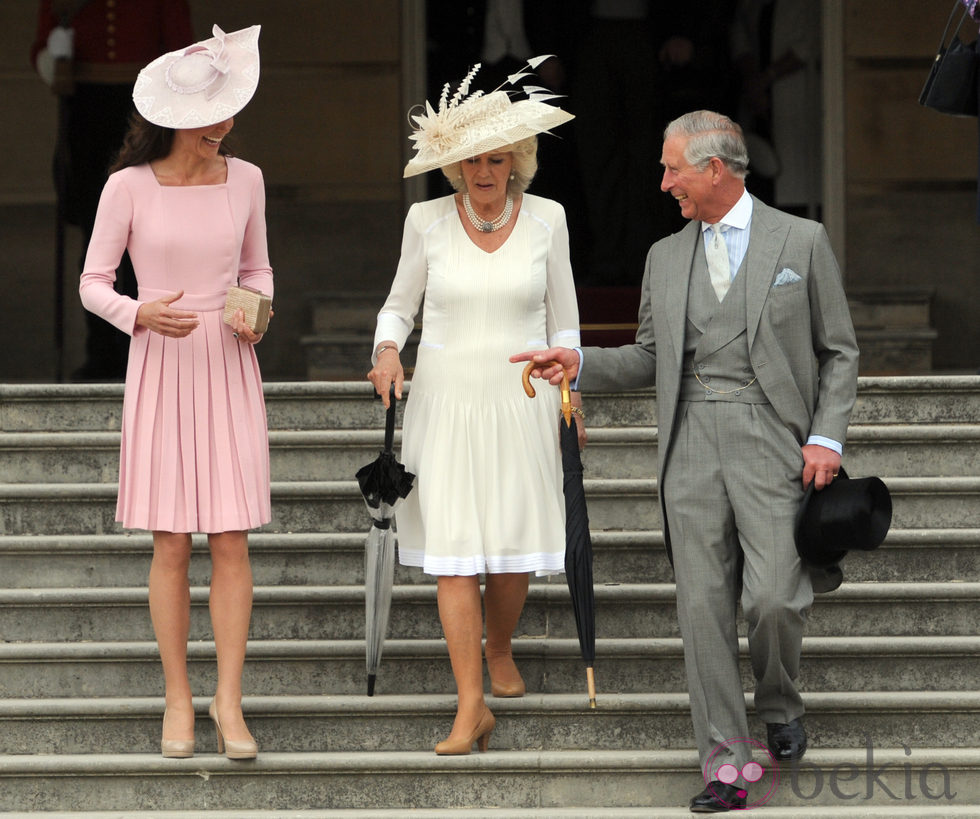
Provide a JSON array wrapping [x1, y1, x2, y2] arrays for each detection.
[[80, 25, 269, 760]]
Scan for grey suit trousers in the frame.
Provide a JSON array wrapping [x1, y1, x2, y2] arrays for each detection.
[[662, 398, 813, 779]]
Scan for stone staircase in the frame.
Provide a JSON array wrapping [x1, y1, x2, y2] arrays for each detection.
[[0, 376, 979, 817]]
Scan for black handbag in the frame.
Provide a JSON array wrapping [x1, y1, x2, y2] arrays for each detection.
[[920, 1, 979, 116]]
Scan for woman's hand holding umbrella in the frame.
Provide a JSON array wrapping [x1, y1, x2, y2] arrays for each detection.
[[368, 341, 404, 408], [355, 383, 415, 696]]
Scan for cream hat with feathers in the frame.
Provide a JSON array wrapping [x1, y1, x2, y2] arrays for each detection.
[[403, 56, 574, 178]]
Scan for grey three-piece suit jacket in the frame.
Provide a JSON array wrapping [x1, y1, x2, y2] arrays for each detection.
[[580, 195, 861, 562]]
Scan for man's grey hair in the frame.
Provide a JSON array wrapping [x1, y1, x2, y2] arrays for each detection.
[[664, 111, 749, 179]]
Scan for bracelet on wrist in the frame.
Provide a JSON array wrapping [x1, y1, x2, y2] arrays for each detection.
[[376, 344, 398, 357], [570, 406, 585, 420]]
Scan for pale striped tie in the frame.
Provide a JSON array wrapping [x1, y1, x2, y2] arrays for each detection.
[[706, 223, 731, 301]]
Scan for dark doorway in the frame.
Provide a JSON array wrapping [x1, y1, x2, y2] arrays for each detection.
[[423, 1, 822, 343]]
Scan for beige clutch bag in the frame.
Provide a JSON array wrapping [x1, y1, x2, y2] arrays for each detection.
[[223, 285, 272, 334]]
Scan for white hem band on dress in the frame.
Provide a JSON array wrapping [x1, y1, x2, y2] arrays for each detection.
[[397, 546, 565, 577]]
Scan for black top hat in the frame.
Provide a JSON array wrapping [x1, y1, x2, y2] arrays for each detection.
[[794, 467, 892, 574]]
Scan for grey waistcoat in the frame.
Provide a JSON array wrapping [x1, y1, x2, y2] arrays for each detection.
[[680, 238, 768, 403]]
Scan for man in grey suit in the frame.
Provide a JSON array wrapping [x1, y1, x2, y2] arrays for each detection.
[[513, 110, 859, 813]]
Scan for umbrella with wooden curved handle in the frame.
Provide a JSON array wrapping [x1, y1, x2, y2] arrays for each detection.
[[521, 360, 572, 426], [521, 360, 597, 708]]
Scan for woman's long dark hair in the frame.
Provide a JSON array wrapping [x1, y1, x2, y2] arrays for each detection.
[[109, 111, 236, 174]]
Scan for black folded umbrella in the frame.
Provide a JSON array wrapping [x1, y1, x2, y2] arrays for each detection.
[[355, 385, 415, 696], [522, 362, 597, 708]]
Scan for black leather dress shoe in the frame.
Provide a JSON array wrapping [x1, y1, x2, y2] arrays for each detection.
[[689, 781, 746, 812], [767, 717, 808, 761]]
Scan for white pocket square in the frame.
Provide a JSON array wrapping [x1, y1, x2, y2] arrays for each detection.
[[773, 268, 802, 287]]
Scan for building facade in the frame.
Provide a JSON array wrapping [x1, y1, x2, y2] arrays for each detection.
[[2, 0, 977, 381]]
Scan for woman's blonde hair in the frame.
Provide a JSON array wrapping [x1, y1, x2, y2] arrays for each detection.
[[441, 135, 538, 195]]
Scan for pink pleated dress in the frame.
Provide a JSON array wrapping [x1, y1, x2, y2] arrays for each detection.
[[80, 157, 273, 534]]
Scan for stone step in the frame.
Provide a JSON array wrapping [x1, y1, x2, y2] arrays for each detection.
[[1, 810, 977, 819], [0, 529, 977, 589], [855, 328, 938, 374], [851, 376, 980, 424], [0, 748, 972, 811], [0, 532, 378, 589], [817, 528, 980, 583], [4, 377, 980, 433], [3, 476, 979, 536], [0, 384, 125, 433], [1, 637, 977, 698], [1, 691, 978, 756], [0, 479, 658, 535], [2, 582, 978, 643], [2, 376, 978, 817], [879, 477, 980, 528], [4, 423, 980, 484], [0, 383, 401, 433], [0, 429, 402, 484], [0, 531, 671, 589], [843, 424, 980, 477], [0, 383, 394, 434], [339, 376, 979, 428]]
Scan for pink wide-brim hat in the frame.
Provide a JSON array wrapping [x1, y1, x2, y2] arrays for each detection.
[[133, 24, 260, 129]]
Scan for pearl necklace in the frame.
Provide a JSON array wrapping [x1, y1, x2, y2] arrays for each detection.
[[463, 193, 514, 233]]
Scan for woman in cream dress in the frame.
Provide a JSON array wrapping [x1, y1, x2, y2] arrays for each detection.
[[368, 63, 581, 755]]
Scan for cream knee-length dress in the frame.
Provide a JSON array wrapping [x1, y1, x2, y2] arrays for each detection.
[[373, 194, 581, 576]]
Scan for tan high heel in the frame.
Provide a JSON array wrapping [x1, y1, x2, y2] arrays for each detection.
[[208, 699, 258, 759], [160, 709, 195, 758], [486, 649, 526, 698], [434, 706, 495, 755]]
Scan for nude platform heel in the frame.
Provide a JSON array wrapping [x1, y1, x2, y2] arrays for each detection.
[[208, 699, 258, 759]]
